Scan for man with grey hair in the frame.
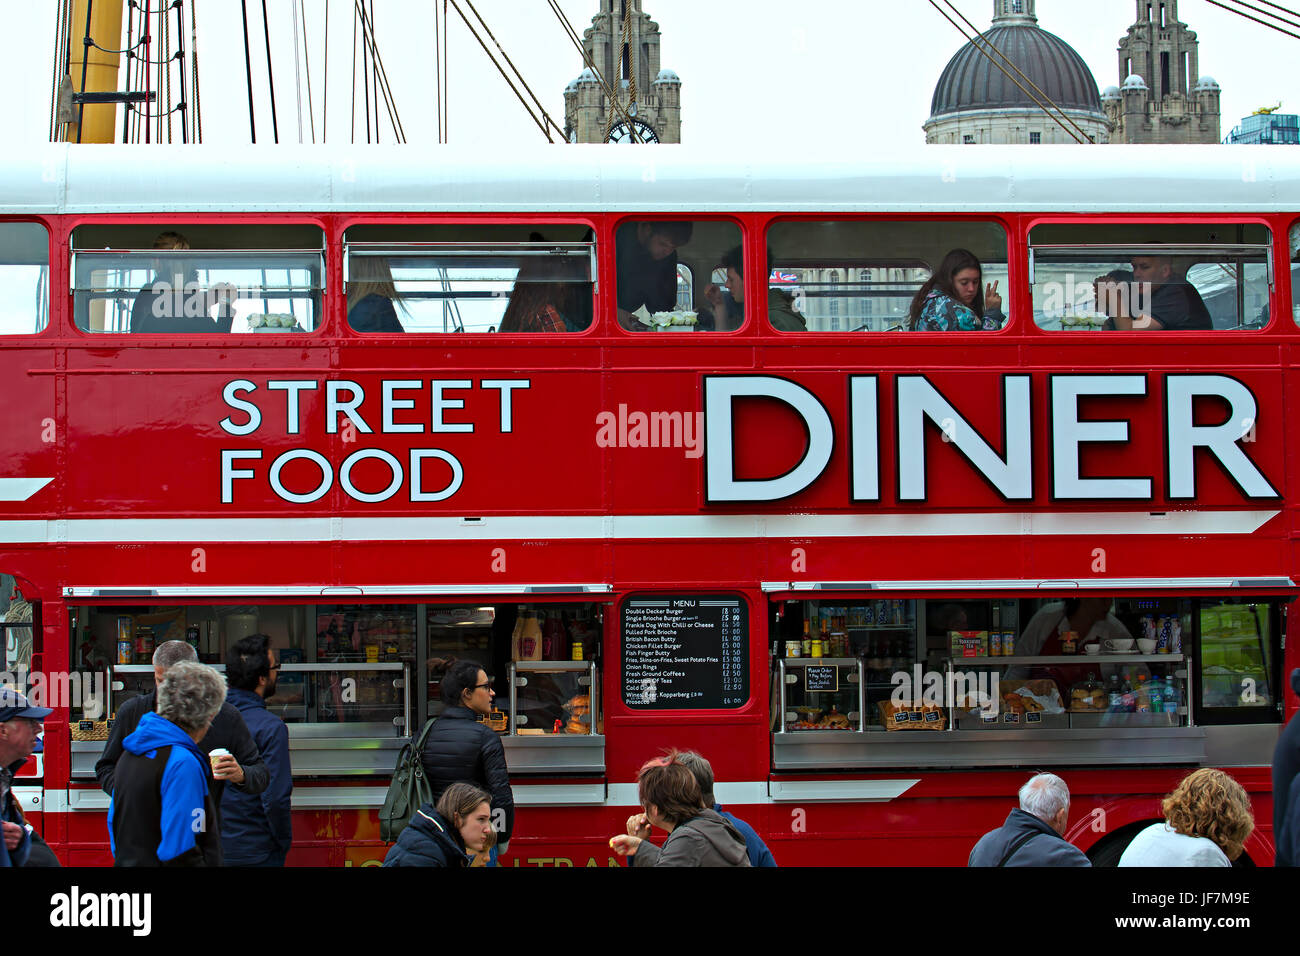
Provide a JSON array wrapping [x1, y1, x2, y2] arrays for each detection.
[[96, 641, 268, 832], [968, 772, 1091, 867], [109, 662, 227, 865]]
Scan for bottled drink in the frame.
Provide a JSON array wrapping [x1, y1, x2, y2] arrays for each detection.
[[1135, 675, 1151, 713], [1107, 674, 1122, 710], [1148, 676, 1164, 713]]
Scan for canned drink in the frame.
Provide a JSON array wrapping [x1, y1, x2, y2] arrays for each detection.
[[116, 640, 133, 665], [989, 633, 1001, 657]]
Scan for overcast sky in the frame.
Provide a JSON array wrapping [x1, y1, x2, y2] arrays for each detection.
[[12, 0, 1298, 147]]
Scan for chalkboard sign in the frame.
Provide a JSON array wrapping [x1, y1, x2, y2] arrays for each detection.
[[803, 665, 839, 693], [621, 594, 748, 709]]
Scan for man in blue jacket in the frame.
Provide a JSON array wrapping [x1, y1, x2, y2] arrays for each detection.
[[221, 634, 293, 866], [1272, 668, 1300, 867], [675, 750, 777, 866], [0, 689, 51, 867]]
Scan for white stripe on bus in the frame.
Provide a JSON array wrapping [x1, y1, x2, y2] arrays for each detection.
[[0, 510, 1279, 544]]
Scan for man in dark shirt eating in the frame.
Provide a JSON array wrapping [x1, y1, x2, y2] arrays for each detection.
[[1099, 254, 1212, 331]]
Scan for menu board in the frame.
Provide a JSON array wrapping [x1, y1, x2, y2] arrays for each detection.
[[803, 665, 839, 693], [621, 595, 748, 709]]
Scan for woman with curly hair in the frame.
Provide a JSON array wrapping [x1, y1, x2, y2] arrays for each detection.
[[1118, 768, 1255, 866]]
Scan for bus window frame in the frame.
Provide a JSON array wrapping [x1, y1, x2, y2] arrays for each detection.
[[1023, 215, 1280, 336], [63, 214, 330, 339], [337, 215, 602, 339], [759, 213, 1017, 336], [610, 214, 749, 337], [0, 217, 54, 339]]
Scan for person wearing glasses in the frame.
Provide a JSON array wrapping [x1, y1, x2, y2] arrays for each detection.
[[420, 659, 514, 861], [220, 633, 293, 867], [1, 688, 51, 867]]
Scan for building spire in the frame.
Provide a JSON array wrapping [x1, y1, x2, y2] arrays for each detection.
[[993, 0, 1037, 25]]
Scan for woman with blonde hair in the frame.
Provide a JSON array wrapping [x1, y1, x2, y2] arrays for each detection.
[[1118, 768, 1255, 866], [346, 255, 406, 333]]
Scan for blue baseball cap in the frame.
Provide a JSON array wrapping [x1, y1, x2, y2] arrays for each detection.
[[0, 688, 53, 722]]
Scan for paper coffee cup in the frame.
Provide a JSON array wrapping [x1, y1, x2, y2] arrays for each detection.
[[208, 748, 231, 769]]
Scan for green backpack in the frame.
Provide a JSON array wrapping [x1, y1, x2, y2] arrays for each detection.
[[379, 718, 436, 843]]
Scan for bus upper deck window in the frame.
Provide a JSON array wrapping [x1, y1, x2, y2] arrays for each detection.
[[762, 219, 1008, 333], [0, 222, 50, 335], [615, 219, 742, 332], [343, 223, 595, 334], [70, 223, 324, 334], [1029, 223, 1272, 332]]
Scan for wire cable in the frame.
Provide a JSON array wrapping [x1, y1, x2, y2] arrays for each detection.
[[1206, 0, 1300, 39], [546, 0, 641, 140], [262, 0, 280, 142], [240, 0, 257, 142], [293, 0, 304, 142], [464, 0, 566, 139], [447, 0, 550, 139], [353, 0, 406, 141]]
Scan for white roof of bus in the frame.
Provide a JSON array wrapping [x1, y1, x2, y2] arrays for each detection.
[[3, 143, 1300, 215]]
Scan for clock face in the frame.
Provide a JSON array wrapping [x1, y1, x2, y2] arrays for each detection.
[[607, 120, 660, 144]]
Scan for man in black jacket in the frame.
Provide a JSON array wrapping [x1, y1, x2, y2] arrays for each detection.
[[97, 641, 268, 835], [421, 660, 514, 851]]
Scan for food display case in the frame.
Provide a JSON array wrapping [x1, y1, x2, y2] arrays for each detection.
[[504, 661, 603, 774], [766, 594, 1279, 771]]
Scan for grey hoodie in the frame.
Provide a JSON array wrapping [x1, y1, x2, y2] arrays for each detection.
[[632, 808, 751, 867]]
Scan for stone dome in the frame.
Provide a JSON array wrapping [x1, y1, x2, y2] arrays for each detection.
[[1194, 75, 1220, 92], [1122, 73, 1147, 91], [655, 69, 681, 84], [930, 24, 1102, 118], [572, 68, 599, 88], [1101, 85, 1121, 101]]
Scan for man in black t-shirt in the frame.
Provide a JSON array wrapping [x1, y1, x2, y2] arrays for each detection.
[[615, 221, 693, 330], [1101, 254, 1212, 331]]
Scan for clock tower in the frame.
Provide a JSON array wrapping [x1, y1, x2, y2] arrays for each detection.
[[563, 0, 681, 144]]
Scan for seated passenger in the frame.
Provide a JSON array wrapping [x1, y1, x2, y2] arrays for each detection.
[[702, 245, 807, 332], [906, 249, 1004, 332], [1097, 253, 1212, 331], [498, 233, 592, 333], [131, 232, 238, 334], [346, 255, 406, 333], [616, 221, 693, 330]]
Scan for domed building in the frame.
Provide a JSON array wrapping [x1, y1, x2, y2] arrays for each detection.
[[924, 0, 1109, 144]]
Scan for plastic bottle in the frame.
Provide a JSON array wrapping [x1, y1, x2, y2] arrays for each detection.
[[1135, 675, 1151, 713], [1107, 674, 1123, 710], [1148, 676, 1164, 714]]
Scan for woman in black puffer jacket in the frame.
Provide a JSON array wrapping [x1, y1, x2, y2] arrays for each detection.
[[421, 660, 514, 850], [383, 783, 495, 867]]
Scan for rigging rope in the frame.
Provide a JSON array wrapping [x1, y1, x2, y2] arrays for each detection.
[[464, 0, 565, 140], [300, 0, 316, 143], [162, 3, 171, 143], [434, 0, 442, 142], [354, 0, 406, 141], [547, 0, 640, 141], [447, 0, 551, 141], [927, 0, 1088, 144], [350, 1, 357, 142], [190, 0, 201, 142], [1207, 0, 1300, 39], [262, 0, 280, 143], [240, 0, 257, 142], [293, 0, 304, 142], [321, 0, 328, 142]]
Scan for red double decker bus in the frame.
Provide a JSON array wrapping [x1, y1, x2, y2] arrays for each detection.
[[2, 144, 1297, 866]]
